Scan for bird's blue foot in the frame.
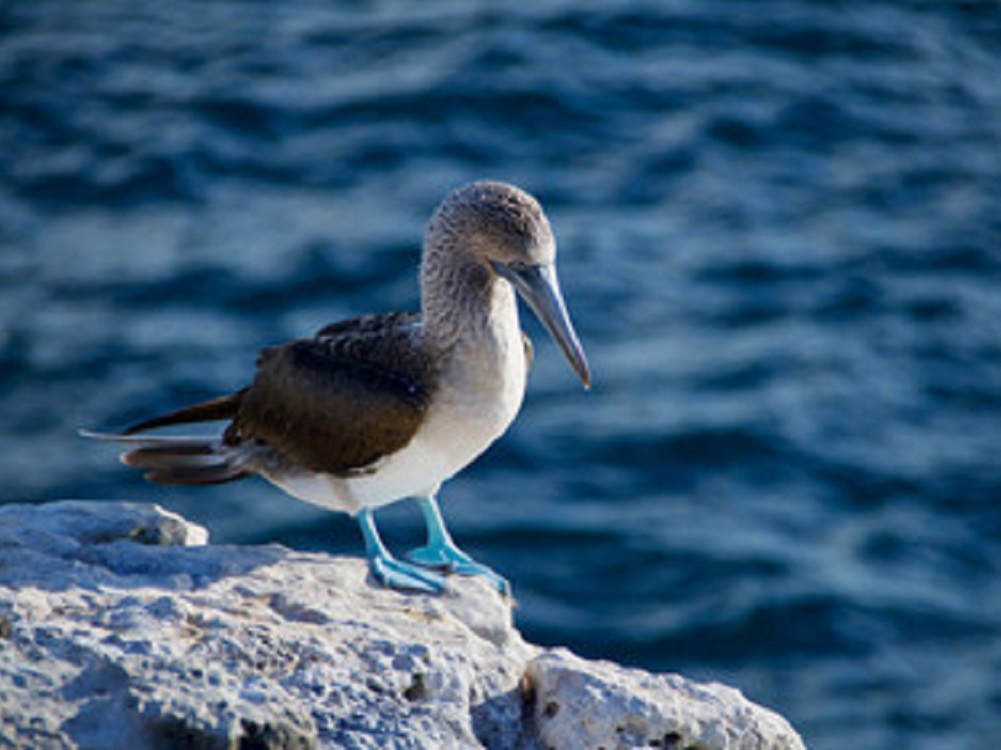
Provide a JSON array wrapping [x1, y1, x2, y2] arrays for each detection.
[[370, 552, 446, 594], [358, 508, 445, 594], [407, 540, 511, 596], [408, 494, 511, 595]]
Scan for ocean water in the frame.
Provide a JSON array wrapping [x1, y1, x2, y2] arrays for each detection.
[[3, 1, 1001, 747]]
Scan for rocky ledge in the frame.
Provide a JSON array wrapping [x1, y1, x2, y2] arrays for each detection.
[[0, 501, 805, 749]]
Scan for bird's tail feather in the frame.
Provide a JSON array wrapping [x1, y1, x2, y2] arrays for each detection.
[[122, 389, 247, 435], [79, 430, 251, 486], [80, 389, 251, 486]]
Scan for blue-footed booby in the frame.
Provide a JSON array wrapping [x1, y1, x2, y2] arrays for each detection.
[[84, 181, 590, 594]]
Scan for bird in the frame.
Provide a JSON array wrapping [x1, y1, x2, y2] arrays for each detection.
[[83, 181, 591, 595]]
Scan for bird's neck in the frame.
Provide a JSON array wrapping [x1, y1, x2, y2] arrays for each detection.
[[419, 246, 520, 360]]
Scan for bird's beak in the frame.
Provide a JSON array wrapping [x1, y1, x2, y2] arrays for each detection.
[[493, 261, 591, 389]]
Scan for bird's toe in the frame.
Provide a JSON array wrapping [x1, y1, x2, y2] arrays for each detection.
[[370, 555, 446, 594]]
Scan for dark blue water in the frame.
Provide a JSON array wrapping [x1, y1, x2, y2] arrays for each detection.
[[3, 2, 1001, 747]]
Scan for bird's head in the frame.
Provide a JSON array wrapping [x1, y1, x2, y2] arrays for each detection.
[[426, 181, 591, 389]]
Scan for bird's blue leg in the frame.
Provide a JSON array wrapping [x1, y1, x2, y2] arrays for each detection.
[[357, 508, 445, 593], [407, 495, 510, 595]]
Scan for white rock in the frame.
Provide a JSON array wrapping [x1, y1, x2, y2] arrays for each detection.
[[0, 501, 805, 750], [526, 649, 805, 750]]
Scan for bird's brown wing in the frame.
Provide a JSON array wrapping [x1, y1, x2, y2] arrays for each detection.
[[226, 312, 436, 476]]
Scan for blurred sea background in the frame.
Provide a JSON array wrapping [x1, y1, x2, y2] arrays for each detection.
[[3, 1, 1001, 747]]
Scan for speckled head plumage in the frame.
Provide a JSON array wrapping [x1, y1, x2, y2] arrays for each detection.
[[424, 181, 557, 270], [420, 181, 590, 387]]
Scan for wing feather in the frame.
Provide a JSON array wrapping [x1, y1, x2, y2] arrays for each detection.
[[227, 312, 435, 476]]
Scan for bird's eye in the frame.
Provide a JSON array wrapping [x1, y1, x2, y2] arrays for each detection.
[[507, 261, 531, 274]]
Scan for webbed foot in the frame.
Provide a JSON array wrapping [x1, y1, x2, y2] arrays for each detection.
[[358, 508, 446, 594], [370, 552, 446, 594], [407, 541, 511, 596], [410, 494, 511, 595]]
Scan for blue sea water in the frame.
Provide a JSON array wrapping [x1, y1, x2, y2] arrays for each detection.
[[3, 1, 1001, 747]]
